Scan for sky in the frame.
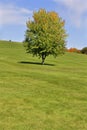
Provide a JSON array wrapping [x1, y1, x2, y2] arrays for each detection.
[[0, 0, 87, 49]]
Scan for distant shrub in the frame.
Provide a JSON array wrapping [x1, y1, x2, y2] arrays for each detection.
[[9, 40, 11, 42], [67, 48, 80, 53], [81, 47, 87, 54]]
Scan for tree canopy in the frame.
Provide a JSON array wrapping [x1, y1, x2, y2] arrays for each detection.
[[24, 9, 67, 64], [81, 47, 87, 54]]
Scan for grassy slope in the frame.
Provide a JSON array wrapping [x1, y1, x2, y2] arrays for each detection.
[[0, 40, 87, 130]]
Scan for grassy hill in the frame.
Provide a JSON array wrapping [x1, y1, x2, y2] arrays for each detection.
[[0, 40, 87, 130]]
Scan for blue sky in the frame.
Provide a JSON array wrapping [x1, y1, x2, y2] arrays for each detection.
[[0, 0, 87, 49]]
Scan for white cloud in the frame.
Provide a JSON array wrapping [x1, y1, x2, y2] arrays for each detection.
[[54, 0, 87, 27], [54, 0, 87, 13], [0, 3, 33, 26]]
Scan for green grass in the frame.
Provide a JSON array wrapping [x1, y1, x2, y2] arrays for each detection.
[[0, 40, 87, 130]]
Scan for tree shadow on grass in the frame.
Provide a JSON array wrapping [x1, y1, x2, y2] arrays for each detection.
[[19, 61, 55, 66]]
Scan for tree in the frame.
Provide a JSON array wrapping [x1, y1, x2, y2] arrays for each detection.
[[81, 47, 87, 54], [24, 9, 67, 65]]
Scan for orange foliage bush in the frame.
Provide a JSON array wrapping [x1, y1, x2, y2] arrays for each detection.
[[67, 48, 80, 53]]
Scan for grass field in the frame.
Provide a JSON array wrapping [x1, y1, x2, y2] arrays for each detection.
[[0, 40, 87, 130]]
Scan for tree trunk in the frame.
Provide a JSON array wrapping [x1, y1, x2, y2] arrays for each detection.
[[42, 53, 46, 65]]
